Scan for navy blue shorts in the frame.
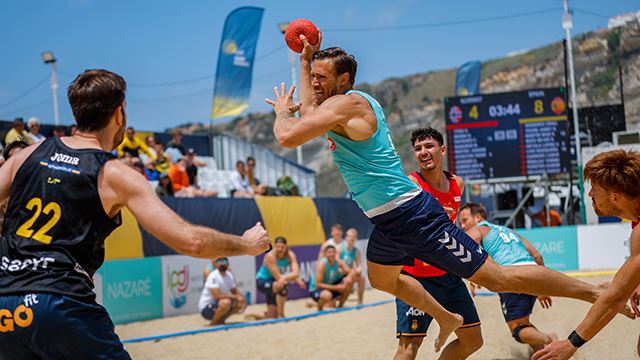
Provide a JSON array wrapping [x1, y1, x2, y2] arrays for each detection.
[[0, 293, 130, 360], [498, 292, 537, 322], [367, 191, 488, 279], [396, 272, 480, 337], [200, 299, 238, 320], [309, 276, 345, 302], [257, 278, 288, 305]]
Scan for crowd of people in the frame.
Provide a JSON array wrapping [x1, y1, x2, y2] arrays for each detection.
[[1, 117, 302, 200], [116, 127, 218, 198]]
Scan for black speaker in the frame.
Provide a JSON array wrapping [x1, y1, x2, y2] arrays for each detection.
[[497, 190, 518, 210]]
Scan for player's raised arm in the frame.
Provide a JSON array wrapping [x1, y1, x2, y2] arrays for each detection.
[[266, 84, 353, 148], [101, 160, 271, 258], [298, 32, 322, 115]]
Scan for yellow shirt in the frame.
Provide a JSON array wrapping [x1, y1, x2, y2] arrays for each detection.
[[116, 135, 154, 159], [4, 128, 32, 145]]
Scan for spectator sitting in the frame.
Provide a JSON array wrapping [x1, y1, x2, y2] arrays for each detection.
[[185, 148, 206, 187], [139, 135, 158, 166], [169, 158, 217, 198], [198, 257, 246, 325], [152, 143, 171, 173], [246, 156, 268, 195], [308, 245, 354, 311], [155, 173, 174, 197], [276, 175, 299, 196], [68, 124, 78, 136], [230, 160, 253, 198], [532, 207, 562, 227], [256, 237, 305, 318], [26, 117, 45, 143], [4, 118, 32, 146], [164, 128, 186, 161], [131, 160, 148, 180], [3, 141, 28, 160], [52, 126, 65, 138], [318, 223, 343, 260], [338, 228, 365, 305], [117, 127, 155, 160]]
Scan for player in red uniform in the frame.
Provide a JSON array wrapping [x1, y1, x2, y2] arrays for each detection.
[[394, 128, 482, 360]]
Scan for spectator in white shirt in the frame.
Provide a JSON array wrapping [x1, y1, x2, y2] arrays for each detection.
[[230, 160, 253, 198], [198, 257, 246, 325], [27, 117, 45, 143]]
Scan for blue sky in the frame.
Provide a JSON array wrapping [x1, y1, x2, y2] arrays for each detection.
[[0, 0, 637, 131]]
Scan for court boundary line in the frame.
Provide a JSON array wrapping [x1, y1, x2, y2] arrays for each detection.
[[122, 270, 617, 344], [122, 299, 394, 344]]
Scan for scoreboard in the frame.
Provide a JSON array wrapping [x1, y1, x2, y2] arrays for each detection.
[[444, 88, 571, 181]]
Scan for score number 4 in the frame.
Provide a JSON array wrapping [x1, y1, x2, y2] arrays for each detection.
[[15, 198, 61, 244]]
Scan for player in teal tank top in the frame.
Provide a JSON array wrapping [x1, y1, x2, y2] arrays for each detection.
[[459, 203, 558, 352], [266, 34, 610, 353], [475, 221, 536, 266], [339, 228, 365, 304], [255, 237, 305, 318], [308, 245, 354, 311]]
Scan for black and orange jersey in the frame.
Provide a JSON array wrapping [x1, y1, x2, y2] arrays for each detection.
[[0, 137, 121, 300]]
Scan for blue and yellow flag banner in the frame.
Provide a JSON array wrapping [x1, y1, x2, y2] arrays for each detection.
[[211, 6, 264, 119], [455, 61, 481, 96]]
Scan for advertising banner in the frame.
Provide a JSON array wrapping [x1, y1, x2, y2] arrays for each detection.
[[99, 257, 163, 324], [228, 255, 257, 305], [211, 6, 264, 119], [516, 226, 578, 271], [161, 255, 210, 317], [577, 222, 631, 270]]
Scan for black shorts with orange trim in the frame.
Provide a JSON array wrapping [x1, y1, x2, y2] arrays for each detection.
[[396, 272, 480, 338]]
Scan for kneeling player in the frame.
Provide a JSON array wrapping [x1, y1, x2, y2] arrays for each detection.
[[308, 245, 354, 311]]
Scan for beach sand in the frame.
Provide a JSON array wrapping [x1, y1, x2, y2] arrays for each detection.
[[117, 275, 637, 359]]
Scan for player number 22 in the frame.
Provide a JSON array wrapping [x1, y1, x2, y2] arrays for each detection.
[[15, 198, 62, 244]]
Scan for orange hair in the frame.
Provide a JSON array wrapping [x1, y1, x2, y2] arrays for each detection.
[[583, 149, 640, 198]]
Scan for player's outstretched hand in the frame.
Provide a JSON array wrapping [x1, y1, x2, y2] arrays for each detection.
[[531, 339, 576, 360], [242, 222, 271, 256], [538, 296, 553, 309], [265, 83, 300, 116], [300, 31, 322, 62]]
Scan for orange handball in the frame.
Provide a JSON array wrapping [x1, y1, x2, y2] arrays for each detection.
[[285, 19, 319, 53]]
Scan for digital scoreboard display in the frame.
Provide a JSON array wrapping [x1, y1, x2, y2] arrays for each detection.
[[444, 88, 571, 181]]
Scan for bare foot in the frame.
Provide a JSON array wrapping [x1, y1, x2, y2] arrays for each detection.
[[434, 313, 464, 352], [305, 299, 316, 308]]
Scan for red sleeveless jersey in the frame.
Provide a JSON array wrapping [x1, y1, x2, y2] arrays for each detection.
[[402, 171, 462, 278]]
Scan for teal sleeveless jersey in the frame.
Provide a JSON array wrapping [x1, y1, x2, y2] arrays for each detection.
[[340, 242, 357, 268], [478, 221, 535, 266], [256, 254, 290, 281], [309, 258, 342, 291], [327, 90, 419, 217]]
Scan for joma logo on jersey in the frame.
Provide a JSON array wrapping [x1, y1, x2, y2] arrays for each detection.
[[405, 307, 425, 317], [50, 152, 80, 166], [0, 304, 34, 332]]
